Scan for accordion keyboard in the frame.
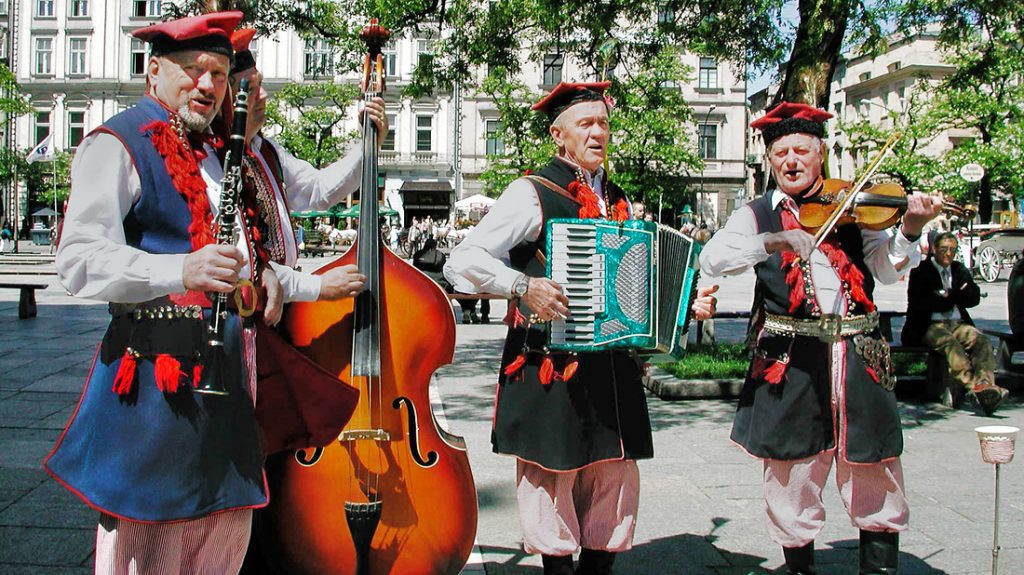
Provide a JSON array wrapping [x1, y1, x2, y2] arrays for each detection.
[[548, 222, 604, 345]]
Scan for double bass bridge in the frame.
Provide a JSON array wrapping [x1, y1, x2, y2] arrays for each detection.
[[339, 429, 391, 442]]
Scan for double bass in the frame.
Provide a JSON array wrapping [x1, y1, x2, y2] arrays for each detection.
[[255, 20, 478, 575]]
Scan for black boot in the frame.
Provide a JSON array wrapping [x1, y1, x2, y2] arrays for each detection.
[[860, 530, 899, 574], [542, 554, 575, 575], [782, 542, 815, 575], [576, 548, 616, 575]]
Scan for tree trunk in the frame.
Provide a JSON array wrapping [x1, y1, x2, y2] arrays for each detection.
[[776, 0, 855, 108]]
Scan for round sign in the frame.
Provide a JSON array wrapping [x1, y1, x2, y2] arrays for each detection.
[[959, 163, 985, 182]]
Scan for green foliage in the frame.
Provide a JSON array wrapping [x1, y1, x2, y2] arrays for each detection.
[[658, 343, 751, 380], [608, 47, 702, 209], [841, 2, 1024, 220], [0, 62, 32, 123], [477, 74, 555, 196], [23, 151, 72, 208], [264, 82, 360, 168]]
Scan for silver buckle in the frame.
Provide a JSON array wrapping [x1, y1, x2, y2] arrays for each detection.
[[817, 313, 842, 343]]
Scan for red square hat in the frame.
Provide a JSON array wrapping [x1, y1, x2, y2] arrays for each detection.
[[230, 29, 257, 75], [750, 101, 833, 145], [532, 81, 612, 122], [132, 11, 243, 62]]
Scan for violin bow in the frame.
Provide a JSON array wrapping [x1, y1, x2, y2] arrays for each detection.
[[811, 130, 903, 249]]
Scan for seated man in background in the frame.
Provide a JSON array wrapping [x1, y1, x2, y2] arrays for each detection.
[[1009, 250, 1024, 342], [902, 231, 1008, 414]]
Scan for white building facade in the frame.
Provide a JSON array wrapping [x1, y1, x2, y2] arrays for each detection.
[[2, 0, 747, 229]]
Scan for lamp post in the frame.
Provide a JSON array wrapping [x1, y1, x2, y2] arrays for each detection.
[[698, 104, 716, 225]]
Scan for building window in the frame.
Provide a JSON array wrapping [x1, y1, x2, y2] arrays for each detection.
[[485, 120, 504, 155], [543, 53, 563, 86], [698, 57, 718, 89], [132, 0, 161, 17], [35, 111, 51, 145], [698, 123, 717, 159], [382, 114, 396, 151], [887, 61, 901, 73], [0, 0, 7, 15], [37, 0, 53, 16], [130, 38, 147, 76], [415, 39, 433, 69], [383, 42, 397, 77], [304, 38, 333, 76], [70, 0, 88, 16], [68, 38, 87, 75], [416, 115, 432, 152], [34, 37, 53, 76], [858, 71, 871, 82], [68, 111, 86, 148], [657, 4, 674, 24]]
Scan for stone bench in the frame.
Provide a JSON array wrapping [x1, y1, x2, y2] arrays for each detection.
[[0, 282, 48, 319]]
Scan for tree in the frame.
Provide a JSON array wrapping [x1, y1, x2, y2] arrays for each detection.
[[0, 61, 34, 218], [23, 151, 72, 211], [840, 1, 1024, 221], [264, 81, 360, 169]]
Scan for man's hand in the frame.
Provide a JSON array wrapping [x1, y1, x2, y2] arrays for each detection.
[[358, 97, 388, 149], [261, 266, 283, 326], [764, 229, 816, 260], [521, 277, 570, 322], [183, 244, 245, 293], [901, 192, 944, 238], [318, 264, 367, 300], [691, 284, 719, 321]]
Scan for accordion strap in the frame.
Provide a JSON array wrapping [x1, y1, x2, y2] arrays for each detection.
[[525, 175, 580, 205]]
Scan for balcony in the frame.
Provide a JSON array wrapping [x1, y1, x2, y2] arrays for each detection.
[[379, 151, 450, 167]]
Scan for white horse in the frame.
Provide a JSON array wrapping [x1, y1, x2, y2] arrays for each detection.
[[328, 228, 357, 247]]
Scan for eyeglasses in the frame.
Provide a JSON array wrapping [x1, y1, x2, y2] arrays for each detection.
[[934, 246, 958, 254]]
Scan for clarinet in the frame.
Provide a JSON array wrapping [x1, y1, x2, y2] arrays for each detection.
[[196, 78, 250, 396]]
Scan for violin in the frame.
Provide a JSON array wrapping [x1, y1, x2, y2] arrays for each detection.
[[796, 131, 971, 250], [797, 177, 973, 233]]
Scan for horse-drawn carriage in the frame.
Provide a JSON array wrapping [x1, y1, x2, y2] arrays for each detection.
[[973, 227, 1024, 282]]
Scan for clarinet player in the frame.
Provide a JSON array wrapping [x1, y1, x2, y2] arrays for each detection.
[[46, 12, 269, 573]]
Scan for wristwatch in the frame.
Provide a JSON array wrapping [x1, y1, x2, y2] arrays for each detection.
[[512, 274, 530, 298]]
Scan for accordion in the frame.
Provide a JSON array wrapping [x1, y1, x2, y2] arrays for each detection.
[[544, 218, 701, 357]]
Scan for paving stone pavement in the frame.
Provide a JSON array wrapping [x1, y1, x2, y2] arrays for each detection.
[[1, 248, 1021, 574]]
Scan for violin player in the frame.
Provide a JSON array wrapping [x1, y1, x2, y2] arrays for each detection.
[[700, 102, 943, 575], [445, 81, 718, 575]]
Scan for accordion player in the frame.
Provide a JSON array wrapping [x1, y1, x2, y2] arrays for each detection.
[[545, 218, 701, 357]]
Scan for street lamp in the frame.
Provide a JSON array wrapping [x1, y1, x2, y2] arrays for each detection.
[[698, 104, 716, 225]]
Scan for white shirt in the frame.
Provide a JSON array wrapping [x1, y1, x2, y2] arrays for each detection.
[[249, 134, 363, 302], [444, 157, 605, 297], [57, 129, 362, 304], [930, 258, 960, 321], [699, 189, 922, 314]]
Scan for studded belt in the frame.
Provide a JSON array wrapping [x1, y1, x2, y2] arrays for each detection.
[[763, 311, 879, 343]]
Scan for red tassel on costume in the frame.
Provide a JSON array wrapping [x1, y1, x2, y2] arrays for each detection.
[[154, 354, 183, 393], [782, 252, 806, 313], [112, 349, 138, 395], [561, 359, 579, 382], [504, 354, 527, 376], [503, 305, 526, 328], [611, 199, 630, 222], [763, 357, 789, 384], [864, 364, 880, 382], [539, 356, 555, 385], [192, 362, 204, 388]]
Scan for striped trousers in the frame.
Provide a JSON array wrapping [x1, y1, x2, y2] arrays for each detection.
[[95, 510, 252, 574]]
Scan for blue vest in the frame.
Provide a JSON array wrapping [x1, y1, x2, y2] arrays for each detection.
[[44, 97, 268, 522]]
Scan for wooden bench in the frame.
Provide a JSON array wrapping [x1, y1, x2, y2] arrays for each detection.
[[0, 282, 48, 319], [982, 328, 1024, 379]]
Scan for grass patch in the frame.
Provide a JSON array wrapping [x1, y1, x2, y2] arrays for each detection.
[[658, 343, 930, 379], [658, 343, 751, 380]]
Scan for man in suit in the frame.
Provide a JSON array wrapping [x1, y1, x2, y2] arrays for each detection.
[[902, 231, 1008, 414]]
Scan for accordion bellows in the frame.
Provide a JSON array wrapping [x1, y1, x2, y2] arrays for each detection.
[[545, 218, 701, 357]]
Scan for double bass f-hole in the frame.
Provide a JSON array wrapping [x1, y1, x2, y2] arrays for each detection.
[[392, 397, 439, 468]]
